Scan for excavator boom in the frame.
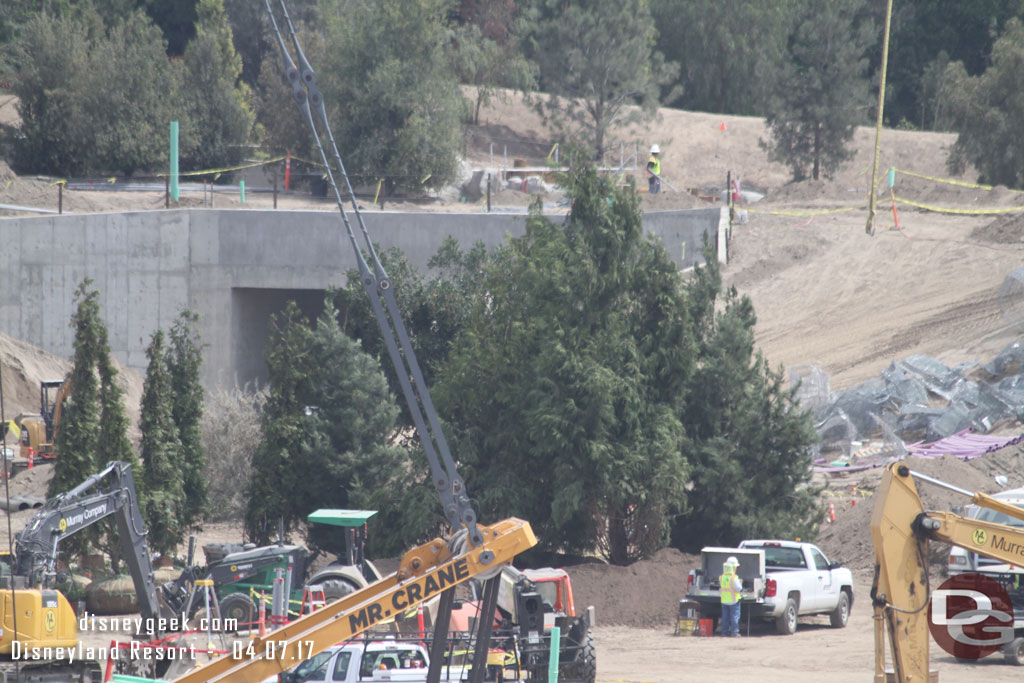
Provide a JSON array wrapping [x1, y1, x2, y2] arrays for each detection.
[[871, 463, 1024, 682]]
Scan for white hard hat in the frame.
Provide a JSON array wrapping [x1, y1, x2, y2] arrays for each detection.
[[725, 556, 739, 567], [650, 144, 660, 154]]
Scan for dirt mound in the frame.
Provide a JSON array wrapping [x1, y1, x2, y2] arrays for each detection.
[[564, 547, 699, 628], [970, 211, 1024, 244]]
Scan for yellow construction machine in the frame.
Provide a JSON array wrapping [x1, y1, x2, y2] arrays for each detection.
[[15, 378, 70, 459], [871, 462, 1024, 681]]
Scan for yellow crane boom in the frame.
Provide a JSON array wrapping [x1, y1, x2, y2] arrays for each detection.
[[173, 518, 536, 682]]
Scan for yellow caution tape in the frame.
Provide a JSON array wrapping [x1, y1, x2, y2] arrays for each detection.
[[157, 156, 287, 178], [894, 168, 1017, 193], [893, 195, 1024, 215]]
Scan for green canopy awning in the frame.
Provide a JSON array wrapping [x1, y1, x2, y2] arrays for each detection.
[[307, 509, 377, 527]]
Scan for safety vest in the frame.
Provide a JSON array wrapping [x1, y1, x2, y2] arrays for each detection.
[[648, 155, 661, 176], [720, 571, 740, 604]]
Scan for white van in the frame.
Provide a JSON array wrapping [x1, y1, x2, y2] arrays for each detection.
[[948, 486, 1024, 576]]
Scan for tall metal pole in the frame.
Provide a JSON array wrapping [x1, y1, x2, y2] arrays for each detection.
[[866, 0, 895, 236]]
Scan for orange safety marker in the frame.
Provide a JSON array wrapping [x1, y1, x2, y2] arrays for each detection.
[[828, 502, 836, 523], [27, 448, 33, 469]]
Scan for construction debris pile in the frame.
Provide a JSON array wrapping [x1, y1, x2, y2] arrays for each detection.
[[792, 341, 1024, 466]]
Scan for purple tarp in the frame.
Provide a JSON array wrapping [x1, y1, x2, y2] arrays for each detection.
[[812, 428, 1024, 473]]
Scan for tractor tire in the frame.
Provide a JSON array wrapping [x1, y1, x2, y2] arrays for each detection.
[[318, 577, 359, 602], [1004, 637, 1024, 665], [775, 597, 798, 635], [829, 591, 850, 628], [217, 593, 256, 631], [577, 630, 596, 683], [558, 630, 596, 683]]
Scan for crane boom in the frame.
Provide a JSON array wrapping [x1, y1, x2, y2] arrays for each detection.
[[265, 0, 483, 550], [165, 4, 540, 681], [871, 462, 1024, 682], [172, 518, 536, 683]]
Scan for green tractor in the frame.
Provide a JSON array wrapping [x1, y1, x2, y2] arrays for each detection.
[[162, 509, 382, 628]]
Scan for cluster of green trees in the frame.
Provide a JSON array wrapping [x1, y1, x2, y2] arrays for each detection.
[[6, 0, 1024, 190], [51, 280, 207, 566], [247, 165, 818, 564]]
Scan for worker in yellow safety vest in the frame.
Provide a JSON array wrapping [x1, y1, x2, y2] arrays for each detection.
[[646, 144, 661, 194], [719, 555, 743, 637]]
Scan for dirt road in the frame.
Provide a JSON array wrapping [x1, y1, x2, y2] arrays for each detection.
[[596, 574, 1021, 683]]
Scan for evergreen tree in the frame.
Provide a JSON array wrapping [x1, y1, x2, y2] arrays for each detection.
[[760, 0, 874, 181], [672, 241, 818, 550], [527, 0, 678, 161], [11, 5, 175, 176], [50, 281, 102, 499], [176, 0, 255, 173], [140, 330, 184, 557], [245, 302, 309, 544], [650, 0, 796, 115], [95, 326, 143, 573], [245, 297, 404, 557], [944, 18, 1024, 188], [436, 165, 692, 563], [314, 0, 464, 194], [167, 310, 207, 533]]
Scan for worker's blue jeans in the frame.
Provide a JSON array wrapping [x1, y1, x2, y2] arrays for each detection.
[[721, 602, 741, 636]]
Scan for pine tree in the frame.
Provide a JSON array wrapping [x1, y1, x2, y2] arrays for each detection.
[[167, 310, 207, 532], [95, 326, 144, 574], [140, 330, 184, 557], [759, 0, 874, 181], [672, 241, 818, 551], [49, 281, 103, 559]]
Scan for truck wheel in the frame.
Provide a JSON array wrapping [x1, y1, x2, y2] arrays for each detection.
[[1004, 637, 1024, 665], [217, 593, 256, 631], [775, 598, 798, 635], [829, 591, 850, 628]]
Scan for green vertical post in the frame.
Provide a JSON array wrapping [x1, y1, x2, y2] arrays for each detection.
[[887, 166, 896, 190], [169, 120, 179, 202], [548, 625, 561, 683], [240, 179, 245, 204]]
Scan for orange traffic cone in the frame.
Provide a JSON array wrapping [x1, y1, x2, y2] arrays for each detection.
[[828, 502, 835, 523], [27, 448, 34, 469]]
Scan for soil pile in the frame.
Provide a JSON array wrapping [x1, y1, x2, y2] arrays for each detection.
[[564, 547, 699, 628]]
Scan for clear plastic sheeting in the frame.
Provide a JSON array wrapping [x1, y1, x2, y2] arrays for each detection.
[[807, 342, 1024, 459], [787, 365, 831, 420]]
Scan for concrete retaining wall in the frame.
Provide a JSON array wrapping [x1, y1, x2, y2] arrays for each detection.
[[0, 206, 725, 388]]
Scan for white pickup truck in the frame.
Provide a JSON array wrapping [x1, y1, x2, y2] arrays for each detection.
[[685, 540, 854, 635], [261, 640, 441, 683]]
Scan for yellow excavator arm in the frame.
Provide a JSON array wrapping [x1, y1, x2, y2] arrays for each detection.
[[173, 518, 536, 683], [871, 463, 1024, 682]]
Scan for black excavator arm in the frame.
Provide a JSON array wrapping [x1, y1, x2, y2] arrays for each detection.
[[15, 461, 163, 623]]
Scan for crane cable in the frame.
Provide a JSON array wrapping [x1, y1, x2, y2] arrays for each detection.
[[264, 0, 484, 549]]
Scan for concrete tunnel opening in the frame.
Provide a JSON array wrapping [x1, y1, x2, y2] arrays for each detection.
[[231, 287, 326, 388]]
